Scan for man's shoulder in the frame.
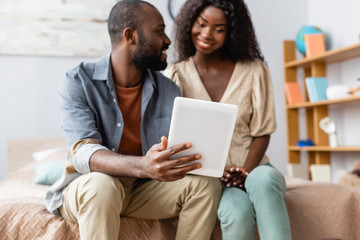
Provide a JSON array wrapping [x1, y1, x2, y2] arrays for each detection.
[[151, 70, 180, 93], [66, 54, 110, 81], [65, 62, 95, 83]]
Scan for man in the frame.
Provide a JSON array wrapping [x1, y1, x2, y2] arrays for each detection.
[[45, 1, 221, 240]]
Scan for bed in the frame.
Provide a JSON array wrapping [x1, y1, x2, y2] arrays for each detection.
[[1, 139, 360, 240]]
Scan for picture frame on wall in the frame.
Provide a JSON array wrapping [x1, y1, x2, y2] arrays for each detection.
[[0, 0, 116, 57]]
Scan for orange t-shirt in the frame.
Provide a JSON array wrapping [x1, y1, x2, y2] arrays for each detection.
[[115, 82, 143, 156]]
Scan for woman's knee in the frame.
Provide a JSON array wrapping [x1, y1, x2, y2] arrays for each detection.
[[217, 189, 255, 239], [245, 165, 286, 195], [217, 188, 254, 225]]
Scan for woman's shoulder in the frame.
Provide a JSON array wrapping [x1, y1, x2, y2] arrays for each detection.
[[237, 58, 267, 69], [163, 57, 194, 79], [235, 58, 269, 76]]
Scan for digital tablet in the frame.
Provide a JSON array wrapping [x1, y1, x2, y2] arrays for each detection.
[[167, 97, 238, 178]]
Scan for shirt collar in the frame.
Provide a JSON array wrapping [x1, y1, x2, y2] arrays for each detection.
[[145, 69, 157, 89], [92, 52, 156, 89], [93, 53, 111, 81]]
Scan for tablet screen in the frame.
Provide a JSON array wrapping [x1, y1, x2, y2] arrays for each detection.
[[167, 97, 238, 178]]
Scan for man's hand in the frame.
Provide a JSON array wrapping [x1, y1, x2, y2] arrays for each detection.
[[89, 136, 201, 181], [141, 136, 202, 182], [220, 165, 248, 190]]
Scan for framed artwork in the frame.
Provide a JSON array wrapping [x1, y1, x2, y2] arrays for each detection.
[[0, 0, 117, 57]]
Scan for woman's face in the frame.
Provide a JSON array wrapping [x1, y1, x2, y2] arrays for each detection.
[[191, 6, 227, 56]]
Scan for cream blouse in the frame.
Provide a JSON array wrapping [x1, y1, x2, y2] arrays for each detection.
[[164, 57, 277, 167]]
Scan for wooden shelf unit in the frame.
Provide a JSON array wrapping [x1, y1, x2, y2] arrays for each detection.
[[288, 146, 360, 152], [283, 41, 360, 178], [286, 95, 360, 109]]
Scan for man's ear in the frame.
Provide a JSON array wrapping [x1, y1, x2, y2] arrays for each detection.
[[123, 27, 136, 45]]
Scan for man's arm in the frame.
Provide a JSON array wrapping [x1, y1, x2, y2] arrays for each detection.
[[89, 136, 202, 182]]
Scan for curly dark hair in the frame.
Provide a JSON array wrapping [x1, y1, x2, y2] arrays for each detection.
[[108, 0, 155, 47], [173, 0, 264, 63]]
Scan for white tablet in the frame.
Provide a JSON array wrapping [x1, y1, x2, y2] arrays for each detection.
[[167, 97, 238, 178]]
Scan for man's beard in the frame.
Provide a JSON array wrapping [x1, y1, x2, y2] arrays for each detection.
[[132, 29, 168, 71]]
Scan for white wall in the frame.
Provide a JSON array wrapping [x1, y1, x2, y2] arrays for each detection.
[[4, 0, 358, 181], [0, 55, 96, 180]]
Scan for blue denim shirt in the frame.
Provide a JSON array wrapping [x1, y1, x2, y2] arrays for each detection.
[[45, 53, 180, 215]]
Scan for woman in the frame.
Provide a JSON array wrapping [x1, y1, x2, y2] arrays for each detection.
[[164, 0, 291, 239]]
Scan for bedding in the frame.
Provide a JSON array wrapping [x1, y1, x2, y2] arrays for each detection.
[[1, 144, 222, 240], [2, 139, 360, 240], [0, 161, 222, 240]]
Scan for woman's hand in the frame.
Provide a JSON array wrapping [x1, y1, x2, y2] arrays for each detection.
[[221, 165, 248, 190]]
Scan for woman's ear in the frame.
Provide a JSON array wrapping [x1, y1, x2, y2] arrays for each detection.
[[123, 27, 136, 44]]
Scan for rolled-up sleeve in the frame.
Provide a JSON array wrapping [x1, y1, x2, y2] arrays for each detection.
[[73, 143, 108, 173]]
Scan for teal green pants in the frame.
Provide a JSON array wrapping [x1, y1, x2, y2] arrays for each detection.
[[217, 164, 291, 240]]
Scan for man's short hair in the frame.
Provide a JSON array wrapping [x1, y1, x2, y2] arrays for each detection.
[[108, 0, 155, 46]]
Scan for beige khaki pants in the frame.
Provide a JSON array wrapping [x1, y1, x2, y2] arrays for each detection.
[[60, 172, 221, 240]]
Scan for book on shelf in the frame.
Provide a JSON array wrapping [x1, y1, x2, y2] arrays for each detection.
[[305, 78, 316, 102], [284, 82, 304, 104], [304, 33, 326, 58], [305, 77, 328, 102]]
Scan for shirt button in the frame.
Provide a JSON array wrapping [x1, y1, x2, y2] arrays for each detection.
[[113, 98, 116, 103], [112, 148, 116, 152], [117, 123, 122, 127]]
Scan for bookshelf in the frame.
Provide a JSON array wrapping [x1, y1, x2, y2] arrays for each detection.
[[283, 41, 360, 179]]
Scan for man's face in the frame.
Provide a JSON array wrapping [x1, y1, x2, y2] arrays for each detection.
[[132, 6, 171, 71]]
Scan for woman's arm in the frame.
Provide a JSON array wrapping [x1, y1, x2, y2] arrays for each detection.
[[221, 135, 270, 188], [243, 134, 270, 173]]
